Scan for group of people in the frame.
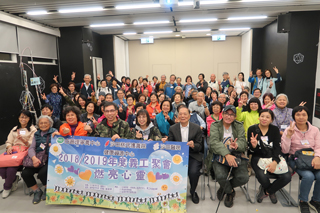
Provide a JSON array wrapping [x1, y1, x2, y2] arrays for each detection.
[[1, 68, 319, 213]]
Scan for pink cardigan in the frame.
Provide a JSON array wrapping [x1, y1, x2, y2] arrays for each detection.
[[262, 103, 276, 111], [281, 121, 320, 157], [206, 113, 222, 136]]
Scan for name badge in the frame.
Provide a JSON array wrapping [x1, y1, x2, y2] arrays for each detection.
[[19, 130, 26, 135], [224, 133, 232, 138], [301, 140, 310, 145], [170, 86, 173, 89], [133, 120, 136, 125], [198, 86, 200, 88], [152, 113, 156, 116], [40, 143, 46, 150], [133, 89, 136, 92], [114, 89, 118, 92], [281, 125, 288, 130], [261, 136, 268, 143], [143, 135, 148, 140]]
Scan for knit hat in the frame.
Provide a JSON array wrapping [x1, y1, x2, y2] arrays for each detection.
[[98, 91, 106, 97]]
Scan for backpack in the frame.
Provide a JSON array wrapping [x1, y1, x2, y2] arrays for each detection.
[[80, 83, 94, 91]]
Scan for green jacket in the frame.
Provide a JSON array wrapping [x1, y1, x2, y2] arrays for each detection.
[[205, 119, 247, 171], [236, 108, 259, 137], [90, 119, 133, 139]]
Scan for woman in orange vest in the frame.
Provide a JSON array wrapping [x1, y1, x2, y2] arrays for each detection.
[[146, 93, 161, 120], [59, 106, 89, 136]]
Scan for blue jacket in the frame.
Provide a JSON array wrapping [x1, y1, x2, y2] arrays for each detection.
[[164, 83, 177, 98], [260, 73, 282, 97], [248, 76, 264, 94]]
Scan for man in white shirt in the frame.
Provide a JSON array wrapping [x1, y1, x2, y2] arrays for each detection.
[[208, 74, 220, 93], [168, 106, 203, 204]]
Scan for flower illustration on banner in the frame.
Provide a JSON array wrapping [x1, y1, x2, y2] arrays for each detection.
[[172, 154, 183, 165], [50, 143, 62, 156], [172, 203, 179, 210], [181, 199, 186, 205], [161, 201, 169, 208], [170, 172, 183, 185], [72, 199, 77, 204], [176, 197, 182, 202], [153, 143, 159, 151], [65, 176, 75, 187], [50, 195, 57, 202], [55, 164, 64, 175]]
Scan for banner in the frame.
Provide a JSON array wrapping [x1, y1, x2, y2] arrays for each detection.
[[47, 136, 189, 213]]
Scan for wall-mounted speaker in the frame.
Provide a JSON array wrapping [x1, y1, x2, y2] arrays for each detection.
[[82, 28, 93, 43], [277, 13, 291, 33]]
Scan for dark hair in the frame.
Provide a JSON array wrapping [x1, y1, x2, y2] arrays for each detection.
[[211, 90, 219, 99], [135, 102, 146, 111], [160, 99, 173, 111], [259, 109, 275, 121], [15, 110, 34, 132], [229, 85, 234, 88], [86, 101, 97, 113], [121, 76, 126, 81], [198, 73, 205, 79], [185, 75, 192, 82], [143, 78, 148, 82], [125, 77, 131, 81], [238, 72, 245, 81], [248, 97, 262, 113], [74, 93, 80, 102], [77, 95, 88, 109], [63, 106, 81, 122], [103, 101, 118, 111], [126, 94, 135, 101], [117, 89, 125, 94], [153, 76, 158, 80], [41, 104, 53, 111], [172, 92, 183, 102], [105, 93, 113, 100], [100, 80, 107, 85], [170, 74, 176, 79], [50, 83, 58, 90], [150, 92, 158, 101], [210, 101, 223, 113], [159, 88, 165, 92], [239, 91, 249, 98], [131, 79, 138, 88], [68, 82, 76, 87], [262, 93, 274, 105], [253, 88, 261, 93], [292, 106, 310, 121], [138, 93, 146, 102], [136, 109, 151, 126], [265, 69, 273, 78]]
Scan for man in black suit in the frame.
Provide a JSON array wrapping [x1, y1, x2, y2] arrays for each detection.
[[168, 105, 203, 204]]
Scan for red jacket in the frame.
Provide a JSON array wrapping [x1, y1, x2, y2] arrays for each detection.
[[59, 122, 87, 136], [141, 85, 153, 97]]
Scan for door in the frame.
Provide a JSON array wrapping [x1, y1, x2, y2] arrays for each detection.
[[92, 57, 103, 91]]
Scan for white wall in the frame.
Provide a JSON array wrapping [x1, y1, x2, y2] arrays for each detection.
[[114, 36, 129, 79], [128, 37, 241, 84], [240, 30, 253, 88], [312, 30, 320, 128]]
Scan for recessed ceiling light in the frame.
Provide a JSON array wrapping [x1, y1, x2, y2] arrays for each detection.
[[181, 29, 211, 32], [175, 35, 181, 36], [90, 23, 125, 28], [144, 31, 173, 34], [179, 18, 217, 23], [219, 27, 250, 31], [58, 7, 104, 13], [206, 33, 211, 36], [227, 16, 268, 20], [133, 21, 170, 25], [27, 10, 48, 15], [115, 4, 161, 9], [178, 0, 227, 6], [123, 32, 137, 35]]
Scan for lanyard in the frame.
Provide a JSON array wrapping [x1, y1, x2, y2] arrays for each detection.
[[274, 108, 288, 127]]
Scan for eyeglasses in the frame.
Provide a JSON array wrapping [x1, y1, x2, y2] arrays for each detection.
[[223, 113, 235, 117], [105, 109, 116, 114]]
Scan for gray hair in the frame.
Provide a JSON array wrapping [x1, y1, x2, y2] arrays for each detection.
[[197, 91, 205, 96], [191, 90, 198, 95], [174, 86, 182, 91], [161, 75, 166, 78], [177, 77, 182, 81], [219, 93, 227, 98], [222, 72, 229, 76], [275, 93, 289, 105], [138, 76, 143, 80], [244, 86, 250, 91], [84, 74, 91, 78], [37, 115, 53, 128]]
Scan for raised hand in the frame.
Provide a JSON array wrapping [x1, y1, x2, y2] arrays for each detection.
[[118, 104, 123, 113], [84, 124, 92, 133], [286, 121, 295, 138], [250, 71, 253, 77], [299, 101, 307, 106], [202, 100, 207, 107], [269, 80, 274, 88], [273, 66, 279, 73], [230, 138, 238, 150], [234, 76, 237, 81], [71, 72, 76, 80], [90, 117, 98, 126], [238, 99, 244, 108], [218, 80, 221, 85], [41, 93, 47, 100], [97, 74, 100, 80], [128, 107, 133, 115], [109, 70, 114, 77], [62, 127, 70, 135], [53, 75, 58, 83], [229, 97, 235, 105], [250, 132, 258, 148], [91, 91, 95, 97]]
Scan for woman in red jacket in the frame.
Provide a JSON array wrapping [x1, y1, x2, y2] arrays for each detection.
[[59, 106, 89, 136]]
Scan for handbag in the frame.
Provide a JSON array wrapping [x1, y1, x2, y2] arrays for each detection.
[[294, 148, 315, 170], [23, 135, 50, 168], [0, 145, 29, 168], [257, 156, 288, 174]]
